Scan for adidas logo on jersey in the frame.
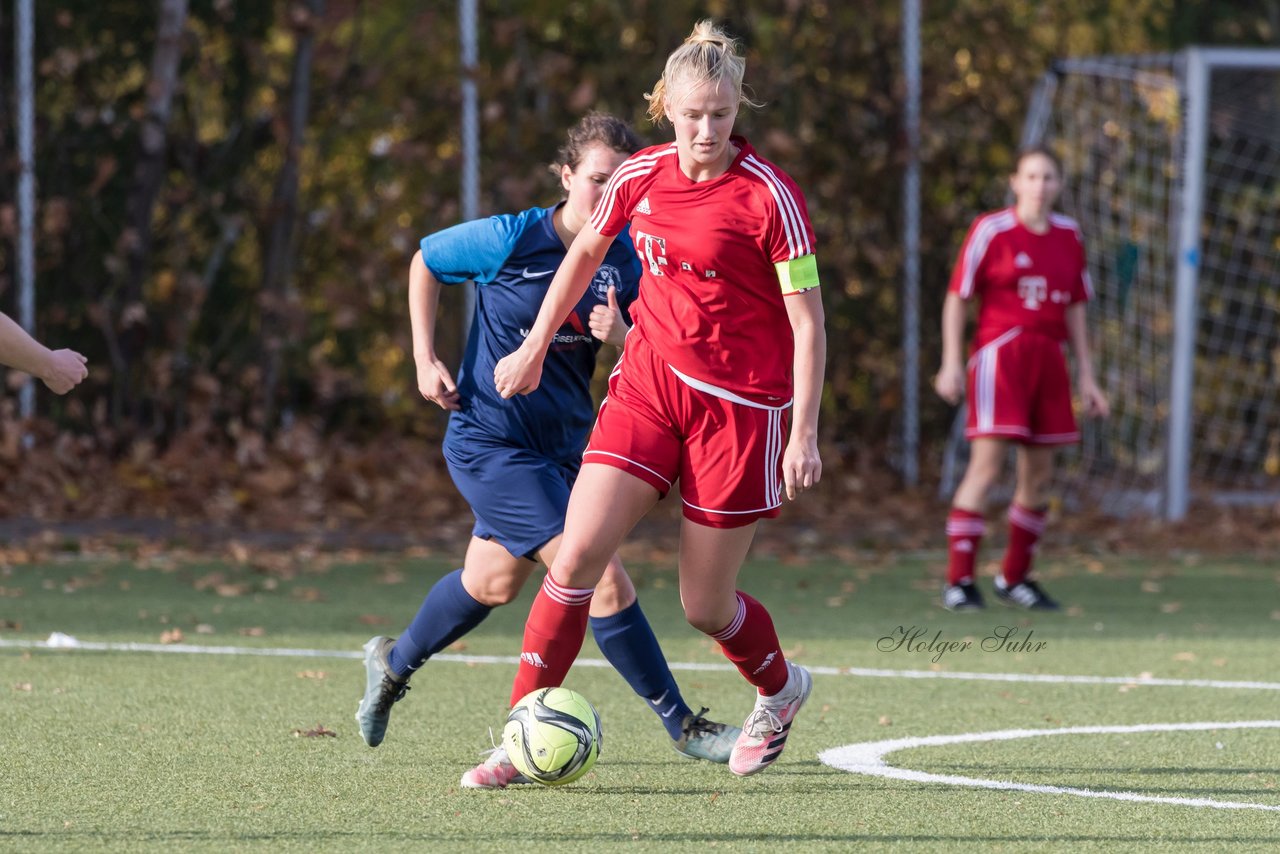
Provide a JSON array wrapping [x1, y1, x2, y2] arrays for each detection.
[[635, 196, 652, 215], [520, 651, 548, 669], [1015, 252, 1033, 268]]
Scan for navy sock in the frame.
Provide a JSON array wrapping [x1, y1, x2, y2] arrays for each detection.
[[388, 568, 491, 679], [590, 600, 691, 741]]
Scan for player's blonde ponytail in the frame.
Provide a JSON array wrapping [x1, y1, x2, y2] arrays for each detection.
[[644, 20, 761, 125]]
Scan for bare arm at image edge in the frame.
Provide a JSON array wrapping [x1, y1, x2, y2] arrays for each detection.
[[0, 312, 88, 395]]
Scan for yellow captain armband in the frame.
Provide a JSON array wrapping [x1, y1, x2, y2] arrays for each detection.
[[775, 254, 820, 295]]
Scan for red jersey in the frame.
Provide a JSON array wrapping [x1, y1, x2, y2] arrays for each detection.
[[948, 208, 1093, 349], [590, 137, 816, 404]]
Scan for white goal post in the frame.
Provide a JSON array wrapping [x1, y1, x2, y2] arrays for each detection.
[[943, 47, 1280, 521]]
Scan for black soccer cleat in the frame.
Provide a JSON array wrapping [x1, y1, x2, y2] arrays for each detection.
[[993, 576, 1061, 611], [942, 581, 986, 611]]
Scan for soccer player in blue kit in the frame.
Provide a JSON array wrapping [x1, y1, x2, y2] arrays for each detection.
[[355, 113, 739, 787]]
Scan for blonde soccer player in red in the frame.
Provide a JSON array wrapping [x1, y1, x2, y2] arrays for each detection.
[[935, 146, 1109, 612], [474, 20, 825, 784]]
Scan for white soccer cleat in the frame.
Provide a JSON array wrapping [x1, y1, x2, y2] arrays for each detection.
[[728, 661, 813, 777]]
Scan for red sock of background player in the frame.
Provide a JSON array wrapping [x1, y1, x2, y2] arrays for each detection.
[[509, 574, 593, 707], [946, 508, 985, 585], [709, 592, 789, 696], [1002, 503, 1047, 587]]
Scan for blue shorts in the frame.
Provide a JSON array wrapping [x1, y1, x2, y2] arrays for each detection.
[[442, 430, 577, 561]]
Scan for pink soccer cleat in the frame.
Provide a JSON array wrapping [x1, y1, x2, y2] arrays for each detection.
[[459, 747, 532, 789], [728, 662, 813, 776]]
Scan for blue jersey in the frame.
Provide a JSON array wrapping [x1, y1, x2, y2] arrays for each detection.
[[421, 204, 641, 462]]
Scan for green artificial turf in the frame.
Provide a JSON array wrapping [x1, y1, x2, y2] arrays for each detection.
[[2, 554, 1277, 852]]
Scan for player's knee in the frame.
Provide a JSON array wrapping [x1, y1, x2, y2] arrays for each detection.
[[682, 603, 726, 635], [467, 573, 525, 606], [548, 545, 610, 590]]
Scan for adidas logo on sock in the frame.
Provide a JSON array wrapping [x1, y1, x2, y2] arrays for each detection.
[[752, 650, 778, 675], [636, 196, 652, 215], [520, 651, 548, 669]]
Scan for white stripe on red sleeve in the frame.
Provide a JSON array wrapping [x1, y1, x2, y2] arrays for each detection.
[[741, 155, 813, 259]]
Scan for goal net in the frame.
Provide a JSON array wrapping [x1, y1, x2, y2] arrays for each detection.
[[942, 49, 1280, 519]]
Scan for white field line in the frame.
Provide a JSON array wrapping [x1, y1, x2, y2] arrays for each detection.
[[2, 635, 1279, 691], [819, 721, 1280, 812]]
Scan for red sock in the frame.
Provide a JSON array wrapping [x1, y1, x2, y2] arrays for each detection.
[[709, 592, 789, 696], [509, 575, 593, 707], [1002, 504, 1047, 586], [946, 508, 986, 585]]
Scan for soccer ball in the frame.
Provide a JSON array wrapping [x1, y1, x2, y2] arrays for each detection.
[[503, 687, 602, 786]]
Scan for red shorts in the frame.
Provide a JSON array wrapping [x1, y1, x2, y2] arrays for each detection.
[[583, 336, 790, 528], [965, 328, 1079, 445]]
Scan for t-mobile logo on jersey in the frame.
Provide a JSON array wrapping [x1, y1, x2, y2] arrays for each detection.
[[634, 229, 668, 277], [1017, 275, 1048, 310]]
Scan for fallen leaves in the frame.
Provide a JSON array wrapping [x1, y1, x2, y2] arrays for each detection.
[[0, 421, 468, 552], [290, 587, 325, 603], [376, 567, 406, 585], [159, 628, 185, 644], [192, 572, 252, 598], [292, 724, 337, 738]]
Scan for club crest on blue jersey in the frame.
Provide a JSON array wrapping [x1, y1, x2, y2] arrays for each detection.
[[590, 264, 622, 301]]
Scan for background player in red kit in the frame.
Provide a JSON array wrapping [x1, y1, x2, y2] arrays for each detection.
[[935, 146, 1109, 612], [484, 19, 826, 781]]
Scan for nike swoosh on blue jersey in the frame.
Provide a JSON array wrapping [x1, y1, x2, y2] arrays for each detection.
[[521, 267, 554, 279]]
